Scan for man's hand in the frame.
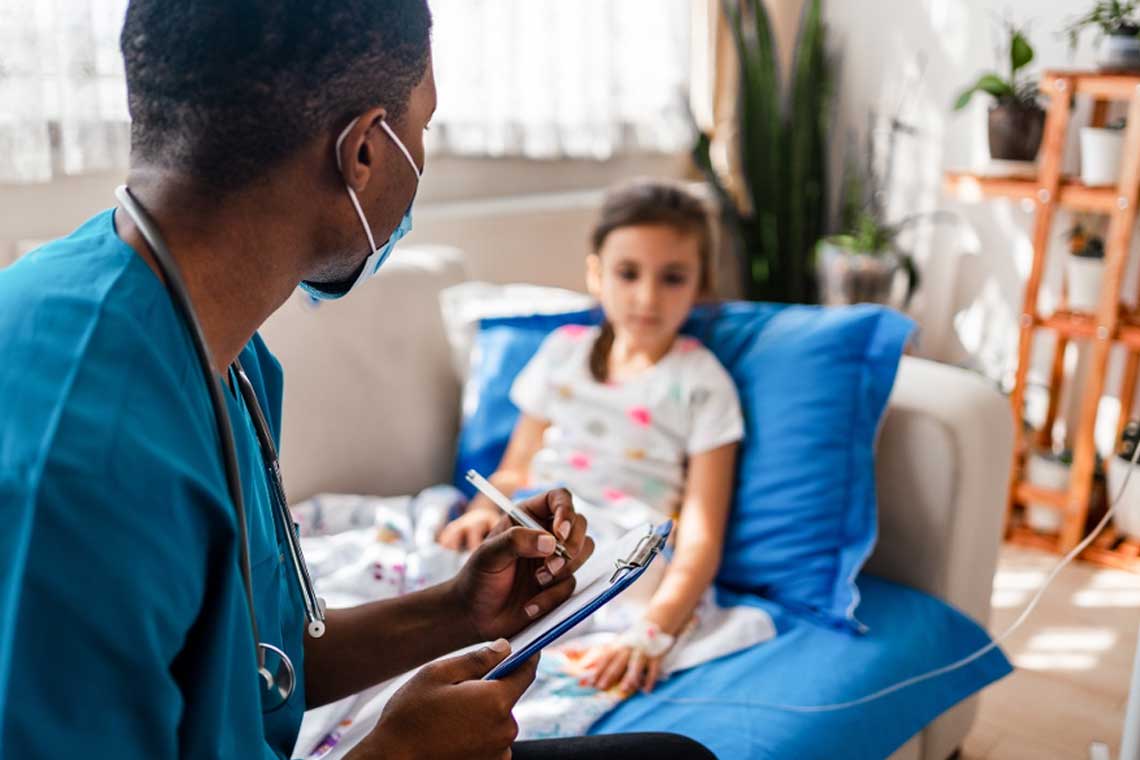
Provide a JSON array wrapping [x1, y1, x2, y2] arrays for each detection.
[[349, 640, 538, 760], [450, 489, 594, 642]]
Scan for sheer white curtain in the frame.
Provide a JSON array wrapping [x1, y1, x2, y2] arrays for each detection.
[[0, 0, 130, 182], [0, 0, 692, 182], [428, 0, 693, 159]]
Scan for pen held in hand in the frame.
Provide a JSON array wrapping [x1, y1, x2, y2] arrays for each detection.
[[464, 469, 570, 559]]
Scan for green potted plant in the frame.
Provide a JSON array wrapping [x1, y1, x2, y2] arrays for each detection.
[[1065, 221, 1107, 313], [953, 21, 1044, 162], [690, 0, 830, 303], [816, 111, 959, 310], [816, 174, 922, 309], [1064, 0, 1140, 71]]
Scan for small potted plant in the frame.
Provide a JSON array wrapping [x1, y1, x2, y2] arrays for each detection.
[[816, 151, 921, 310], [816, 214, 920, 309], [1081, 118, 1127, 187], [1025, 447, 1071, 533], [954, 22, 1044, 162], [1065, 221, 1107, 312], [1065, 1, 1140, 71]]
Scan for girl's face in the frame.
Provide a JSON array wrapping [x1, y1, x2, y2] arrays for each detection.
[[587, 224, 703, 349]]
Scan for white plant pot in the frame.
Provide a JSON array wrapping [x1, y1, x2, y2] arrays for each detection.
[[1080, 127, 1125, 187], [1098, 33, 1140, 71], [1025, 453, 1069, 534], [1066, 255, 1106, 313], [1107, 456, 1140, 539]]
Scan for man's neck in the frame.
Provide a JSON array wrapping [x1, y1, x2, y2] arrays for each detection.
[[114, 172, 313, 372]]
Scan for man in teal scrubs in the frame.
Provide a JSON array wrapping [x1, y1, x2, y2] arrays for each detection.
[[0, 2, 718, 758]]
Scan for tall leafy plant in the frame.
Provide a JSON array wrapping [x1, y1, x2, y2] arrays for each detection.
[[692, 0, 830, 303]]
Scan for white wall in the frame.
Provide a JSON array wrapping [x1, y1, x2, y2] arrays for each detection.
[[821, 0, 1132, 452], [0, 153, 686, 275]]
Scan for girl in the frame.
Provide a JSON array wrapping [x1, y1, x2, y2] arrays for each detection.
[[439, 179, 752, 694]]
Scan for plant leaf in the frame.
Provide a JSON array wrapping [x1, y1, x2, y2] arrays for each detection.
[[953, 86, 977, 111], [785, 0, 828, 302], [976, 74, 1015, 98], [1011, 31, 1034, 72]]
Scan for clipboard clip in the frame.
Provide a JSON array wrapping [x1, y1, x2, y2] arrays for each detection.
[[609, 522, 671, 583]]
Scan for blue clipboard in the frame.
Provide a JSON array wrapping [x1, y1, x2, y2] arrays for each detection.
[[484, 520, 673, 681]]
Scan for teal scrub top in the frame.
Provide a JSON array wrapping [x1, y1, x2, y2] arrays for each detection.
[[0, 210, 306, 758]]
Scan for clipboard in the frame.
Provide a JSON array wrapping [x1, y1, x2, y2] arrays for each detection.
[[484, 520, 673, 680]]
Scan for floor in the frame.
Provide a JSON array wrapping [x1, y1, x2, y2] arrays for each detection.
[[961, 546, 1140, 760]]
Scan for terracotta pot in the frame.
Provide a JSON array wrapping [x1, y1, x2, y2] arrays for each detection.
[[988, 103, 1045, 162]]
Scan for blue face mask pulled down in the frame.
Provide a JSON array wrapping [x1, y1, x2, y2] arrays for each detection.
[[301, 117, 422, 301]]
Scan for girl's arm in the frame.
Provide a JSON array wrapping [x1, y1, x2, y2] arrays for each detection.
[[438, 413, 550, 549], [644, 440, 738, 635], [584, 440, 738, 692], [476, 412, 551, 505]]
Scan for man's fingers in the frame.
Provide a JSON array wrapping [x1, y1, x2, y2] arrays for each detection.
[[494, 652, 540, 703], [432, 638, 513, 682], [520, 576, 576, 622], [485, 513, 513, 539], [516, 487, 573, 522], [473, 526, 556, 573], [463, 523, 486, 550], [560, 535, 593, 578]]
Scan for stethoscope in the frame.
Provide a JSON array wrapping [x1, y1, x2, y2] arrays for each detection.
[[114, 185, 325, 713]]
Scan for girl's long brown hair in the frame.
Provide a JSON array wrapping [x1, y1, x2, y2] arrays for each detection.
[[587, 179, 715, 382]]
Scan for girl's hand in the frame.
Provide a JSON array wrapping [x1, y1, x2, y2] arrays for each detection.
[[582, 621, 676, 693], [438, 504, 500, 550], [580, 643, 665, 694]]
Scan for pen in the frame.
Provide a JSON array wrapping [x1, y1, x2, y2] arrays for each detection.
[[465, 469, 570, 559]]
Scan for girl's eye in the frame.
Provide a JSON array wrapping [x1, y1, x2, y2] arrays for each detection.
[[663, 272, 688, 286], [617, 268, 638, 281]]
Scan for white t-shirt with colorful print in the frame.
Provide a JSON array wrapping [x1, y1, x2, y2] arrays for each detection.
[[510, 324, 744, 518]]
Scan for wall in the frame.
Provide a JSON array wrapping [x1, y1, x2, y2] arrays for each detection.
[[0, 153, 687, 279], [819, 0, 1130, 452]]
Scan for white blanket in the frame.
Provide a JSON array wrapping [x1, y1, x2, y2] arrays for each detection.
[[292, 490, 775, 757]]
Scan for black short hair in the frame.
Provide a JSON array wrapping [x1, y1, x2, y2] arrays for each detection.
[[121, 1, 432, 191]]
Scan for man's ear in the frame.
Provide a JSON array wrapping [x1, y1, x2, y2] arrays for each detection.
[[586, 253, 603, 298], [336, 106, 387, 191]]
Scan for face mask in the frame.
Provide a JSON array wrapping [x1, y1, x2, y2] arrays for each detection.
[[301, 116, 422, 300]]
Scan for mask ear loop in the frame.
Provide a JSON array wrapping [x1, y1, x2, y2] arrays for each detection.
[[378, 119, 423, 179], [334, 117, 379, 254]]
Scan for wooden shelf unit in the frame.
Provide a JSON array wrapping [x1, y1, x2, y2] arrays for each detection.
[[944, 70, 1140, 568]]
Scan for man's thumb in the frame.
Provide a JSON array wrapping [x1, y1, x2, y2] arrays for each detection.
[[434, 638, 512, 682]]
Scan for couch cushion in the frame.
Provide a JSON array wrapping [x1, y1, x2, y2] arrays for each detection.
[[454, 302, 915, 629], [590, 575, 1011, 760], [262, 245, 467, 502]]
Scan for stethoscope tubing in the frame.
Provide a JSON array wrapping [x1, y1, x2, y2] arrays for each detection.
[[113, 185, 323, 709]]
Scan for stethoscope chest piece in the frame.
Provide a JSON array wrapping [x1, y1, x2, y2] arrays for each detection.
[[259, 642, 296, 713]]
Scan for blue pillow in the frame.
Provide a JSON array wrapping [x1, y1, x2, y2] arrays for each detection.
[[454, 302, 915, 629]]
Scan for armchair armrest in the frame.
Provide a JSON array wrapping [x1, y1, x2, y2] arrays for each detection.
[[865, 356, 1012, 627]]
